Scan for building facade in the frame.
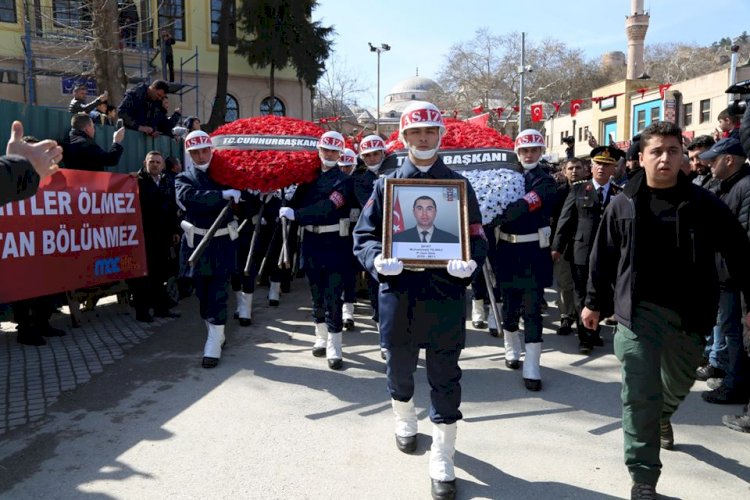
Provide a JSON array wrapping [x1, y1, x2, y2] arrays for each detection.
[[0, 1, 312, 121]]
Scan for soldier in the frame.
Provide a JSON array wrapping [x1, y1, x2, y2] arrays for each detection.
[[354, 101, 488, 500], [338, 147, 359, 330], [552, 146, 623, 354], [176, 130, 244, 368], [279, 131, 354, 370], [230, 193, 263, 328], [491, 129, 557, 391], [353, 135, 388, 327]]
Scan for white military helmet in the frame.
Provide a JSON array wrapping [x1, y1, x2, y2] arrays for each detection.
[[317, 130, 345, 152], [338, 148, 357, 167], [514, 129, 546, 152], [184, 130, 213, 151], [358, 135, 386, 157], [398, 101, 446, 145]]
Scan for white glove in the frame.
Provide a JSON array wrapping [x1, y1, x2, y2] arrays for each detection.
[[222, 189, 241, 203], [446, 259, 477, 279], [279, 206, 295, 220], [374, 254, 403, 276]]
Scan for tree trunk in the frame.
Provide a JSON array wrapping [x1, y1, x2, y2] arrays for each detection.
[[91, 0, 126, 104], [206, 0, 232, 131]]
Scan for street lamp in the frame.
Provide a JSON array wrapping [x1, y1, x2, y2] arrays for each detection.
[[369, 42, 391, 136]]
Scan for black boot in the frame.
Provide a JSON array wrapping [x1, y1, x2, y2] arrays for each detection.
[[17, 329, 46, 346], [431, 479, 457, 500]]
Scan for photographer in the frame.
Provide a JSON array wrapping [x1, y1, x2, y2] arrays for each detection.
[[562, 135, 575, 160]]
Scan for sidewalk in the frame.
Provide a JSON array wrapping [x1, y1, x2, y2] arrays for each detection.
[[0, 284, 748, 499]]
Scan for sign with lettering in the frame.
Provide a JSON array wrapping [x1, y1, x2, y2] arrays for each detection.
[[380, 148, 518, 174], [0, 170, 147, 302]]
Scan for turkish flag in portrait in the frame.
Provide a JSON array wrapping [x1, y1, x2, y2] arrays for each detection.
[[570, 99, 583, 117], [531, 103, 544, 122], [392, 194, 405, 234]]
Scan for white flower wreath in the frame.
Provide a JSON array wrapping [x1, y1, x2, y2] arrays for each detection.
[[462, 168, 526, 225]]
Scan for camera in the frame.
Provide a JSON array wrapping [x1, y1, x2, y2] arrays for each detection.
[[725, 79, 750, 115], [561, 136, 575, 146]]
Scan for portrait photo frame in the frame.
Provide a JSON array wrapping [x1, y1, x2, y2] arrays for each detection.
[[383, 178, 470, 269]]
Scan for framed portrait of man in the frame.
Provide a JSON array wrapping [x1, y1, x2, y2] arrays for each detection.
[[382, 178, 470, 268]]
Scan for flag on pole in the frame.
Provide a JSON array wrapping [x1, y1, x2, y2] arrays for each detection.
[[472, 105, 484, 114], [570, 99, 583, 117], [392, 194, 405, 234], [531, 103, 544, 122], [658, 83, 672, 99]]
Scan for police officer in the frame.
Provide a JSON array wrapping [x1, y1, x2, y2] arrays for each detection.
[[176, 130, 244, 368], [354, 101, 488, 500], [352, 135, 388, 327], [552, 146, 623, 354], [491, 129, 557, 391], [338, 147, 359, 330], [279, 131, 354, 370]]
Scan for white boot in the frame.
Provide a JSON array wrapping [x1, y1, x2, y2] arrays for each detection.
[[312, 323, 327, 357], [233, 291, 243, 318], [429, 422, 457, 482], [471, 299, 487, 328], [237, 292, 252, 326], [503, 329, 522, 369], [523, 342, 542, 391], [202, 322, 225, 368], [327, 331, 343, 370], [268, 281, 281, 306], [342, 302, 355, 330], [392, 399, 418, 453]]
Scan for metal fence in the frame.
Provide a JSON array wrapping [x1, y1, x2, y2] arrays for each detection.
[[0, 99, 182, 174]]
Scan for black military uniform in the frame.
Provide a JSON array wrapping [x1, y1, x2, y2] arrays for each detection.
[[288, 166, 354, 369], [352, 163, 383, 321], [552, 146, 622, 352], [229, 193, 263, 326]]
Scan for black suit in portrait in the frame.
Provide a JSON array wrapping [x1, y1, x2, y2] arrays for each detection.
[[551, 179, 621, 348], [392, 225, 459, 243]]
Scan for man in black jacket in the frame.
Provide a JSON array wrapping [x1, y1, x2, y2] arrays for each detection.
[[582, 122, 750, 500], [117, 80, 169, 136], [61, 114, 125, 171], [697, 138, 750, 404]]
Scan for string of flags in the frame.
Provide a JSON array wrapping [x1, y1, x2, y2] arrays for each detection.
[[467, 82, 673, 122]]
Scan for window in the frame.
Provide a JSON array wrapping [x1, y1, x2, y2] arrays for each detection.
[[578, 127, 582, 142], [560, 132, 564, 144], [225, 94, 239, 122], [260, 96, 285, 116], [211, 0, 236, 45], [0, 0, 17, 23], [699, 99, 711, 123], [53, 0, 91, 29], [583, 126, 589, 141], [649, 106, 660, 124], [683, 103, 693, 126], [159, 0, 186, 42], [636, 109, 646, 132]]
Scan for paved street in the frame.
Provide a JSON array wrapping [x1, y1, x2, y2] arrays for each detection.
[[0, 283, 748, 499]]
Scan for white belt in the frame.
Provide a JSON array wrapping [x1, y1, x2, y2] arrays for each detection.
[[304, 223, 340, 234], [496, 228, 541, 243], [181, 220, 239, 248]]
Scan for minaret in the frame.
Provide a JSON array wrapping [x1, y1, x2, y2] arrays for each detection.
[[625, 0, 650, 79]]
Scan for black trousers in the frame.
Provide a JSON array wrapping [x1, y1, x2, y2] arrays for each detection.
[[573, 263, 601, 346]]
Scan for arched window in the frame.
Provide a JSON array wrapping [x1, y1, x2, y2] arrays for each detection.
[[389, 111, 397, 118], [260, 96, 285, 116], [225, 93, 239, 122]]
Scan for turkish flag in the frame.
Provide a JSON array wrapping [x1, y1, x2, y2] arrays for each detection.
[[465, 112, 490, 127], [495, 107, 505, 116], [392, 194, 405, 234], [570, 99, 583, 117], [472, 105, 484, 115], [658, 83, 672, 99], [512, 105, 520, 113], [552, 101, 562, 114], [531, 103, 544, 122]]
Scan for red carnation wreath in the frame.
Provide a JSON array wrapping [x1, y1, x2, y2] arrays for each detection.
[[385, 118, 514, 153], [208, 116, 329, 192]]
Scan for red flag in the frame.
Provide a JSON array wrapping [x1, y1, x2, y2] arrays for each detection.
[[636, 87, 648, 98], [495, 107, 505, 116], [465, 112, 490, 127], [392, 194, 405, 234], [512, 105, 520, 113], [570, 99, 583, 117], [472, 105, 484, 114], [530, 103, 544, 122], [552, 101, 562, 114], [452, 109, 459, 119], [591, 96, 604, 104], [658, 83, 672, 99]]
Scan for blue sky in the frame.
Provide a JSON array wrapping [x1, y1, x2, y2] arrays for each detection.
[[313, 0, 750, 109]]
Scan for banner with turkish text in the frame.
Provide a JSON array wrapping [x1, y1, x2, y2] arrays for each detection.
[[0, 170, 147, 303]]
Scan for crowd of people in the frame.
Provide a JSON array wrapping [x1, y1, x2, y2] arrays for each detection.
[[3, 91, 750, 500]]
